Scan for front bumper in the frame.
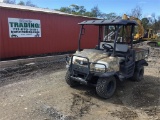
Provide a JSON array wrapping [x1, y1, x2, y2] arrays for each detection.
[[68, 55, 108, 81]]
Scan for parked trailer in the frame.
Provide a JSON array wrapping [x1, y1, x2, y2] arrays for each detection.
[[0, 3, 98, 59]]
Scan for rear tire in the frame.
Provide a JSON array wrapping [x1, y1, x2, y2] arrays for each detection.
[[131, 66, 144, 82], [96, 76, 116, 99], [65, 70, 80, 87]]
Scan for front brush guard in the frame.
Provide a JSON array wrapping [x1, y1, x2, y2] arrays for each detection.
[[69, 55, 107, 81]]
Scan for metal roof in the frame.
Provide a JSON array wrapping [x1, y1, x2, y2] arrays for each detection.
[[0, 2, 96, 18], [79, 19, 137, 25]]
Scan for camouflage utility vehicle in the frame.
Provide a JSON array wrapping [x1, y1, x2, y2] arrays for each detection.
[[66, 19, 149, 99]]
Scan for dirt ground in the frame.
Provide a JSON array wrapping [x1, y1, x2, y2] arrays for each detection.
[[0, 49, 160, 120]]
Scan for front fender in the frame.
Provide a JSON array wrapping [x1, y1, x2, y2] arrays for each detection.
[[95, 71, 116, 78], [136, 59, 148, 67]]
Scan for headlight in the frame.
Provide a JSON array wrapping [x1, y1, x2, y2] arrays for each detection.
[[72, 56, 84, 63], [72, 56, 87, 65], [93, 61, 109, 72], [95, 61, 109, 69]]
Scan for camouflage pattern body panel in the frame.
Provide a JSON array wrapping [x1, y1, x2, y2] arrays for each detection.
[[134, 48, 148, 61], [99, 57, 119, 72], [74, 49, 119, 72]]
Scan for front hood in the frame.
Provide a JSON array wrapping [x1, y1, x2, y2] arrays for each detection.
[[74, 49, 109, 62], [73, 49, 119, 71]]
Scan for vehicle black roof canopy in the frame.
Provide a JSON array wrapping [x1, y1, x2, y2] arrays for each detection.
[[78, 19, 137, 25]]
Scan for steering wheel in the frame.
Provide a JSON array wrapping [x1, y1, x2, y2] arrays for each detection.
[[102, 43, 113, 52]]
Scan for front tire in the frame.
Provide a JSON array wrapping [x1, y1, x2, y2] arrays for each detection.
[[96, 76, 116, 99], [65, 70, 79, 87], [131, 66, 144, 82]]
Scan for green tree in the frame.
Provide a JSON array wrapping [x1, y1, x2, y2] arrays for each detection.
[[90, 5, 101, 17], [59, 7, 71, 13], [158, 16, 160, 31], [130, 6, 142, 18], [3, 0, 16, 4], [78, 6, 86, 15], [58, 4, 86, 15], [69, 4, 79, 13], [26, 0, 36, 7], [17, 0, 25, 5], [101, 12, 120, 19], [57, 4, 121, 18], [83, 12, 94, 17], [141, 18, 149, 30], [57, 4, 103, 17], [69, 4, 86, 15], [148, 13, 159, 33], [152, 13, 158, 33]]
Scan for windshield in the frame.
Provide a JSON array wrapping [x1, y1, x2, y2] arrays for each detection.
[[103, 25, 133, 44], [78, 24, 134, 53]]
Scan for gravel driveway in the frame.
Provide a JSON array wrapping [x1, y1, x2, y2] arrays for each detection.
[[0, 55, 160, 120]]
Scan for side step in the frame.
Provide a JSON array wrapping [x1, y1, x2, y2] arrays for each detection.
[[70, 76, 87, 85]]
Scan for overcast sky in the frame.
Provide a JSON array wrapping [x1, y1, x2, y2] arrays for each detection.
[[2, 0, 160, 18]]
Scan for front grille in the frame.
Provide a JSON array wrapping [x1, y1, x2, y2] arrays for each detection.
[[73, 70, 87, 79]]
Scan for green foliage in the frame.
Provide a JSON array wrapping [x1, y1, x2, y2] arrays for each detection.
[[12, 0, 36, 7], [26, 0, 36, 7], [17, 0, 25, 5], [3, 0, 36, 7], [3, 0, 15, 4], [141, 18, 149, 30], [57, 4, 124, 20], [101, 13, 121, 20], [90, 5, 101, 17], [59, 7, 71, 13], [57, 4, 119, 19], [58, 4, 86, 15], [131, 6, 142, 18], [146, 13, 160, 33], [69, 4, 86, 15], [3, 1, 159, 33], [83, 12, 94, 17]]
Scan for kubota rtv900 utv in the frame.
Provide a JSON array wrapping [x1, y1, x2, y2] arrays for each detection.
[[66, 19, 149, 99]]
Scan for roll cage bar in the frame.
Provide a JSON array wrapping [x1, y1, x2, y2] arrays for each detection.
[[78, 19, 137, 56]]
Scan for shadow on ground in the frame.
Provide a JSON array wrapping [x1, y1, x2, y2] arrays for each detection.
[[73, 75, 160, 109]]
